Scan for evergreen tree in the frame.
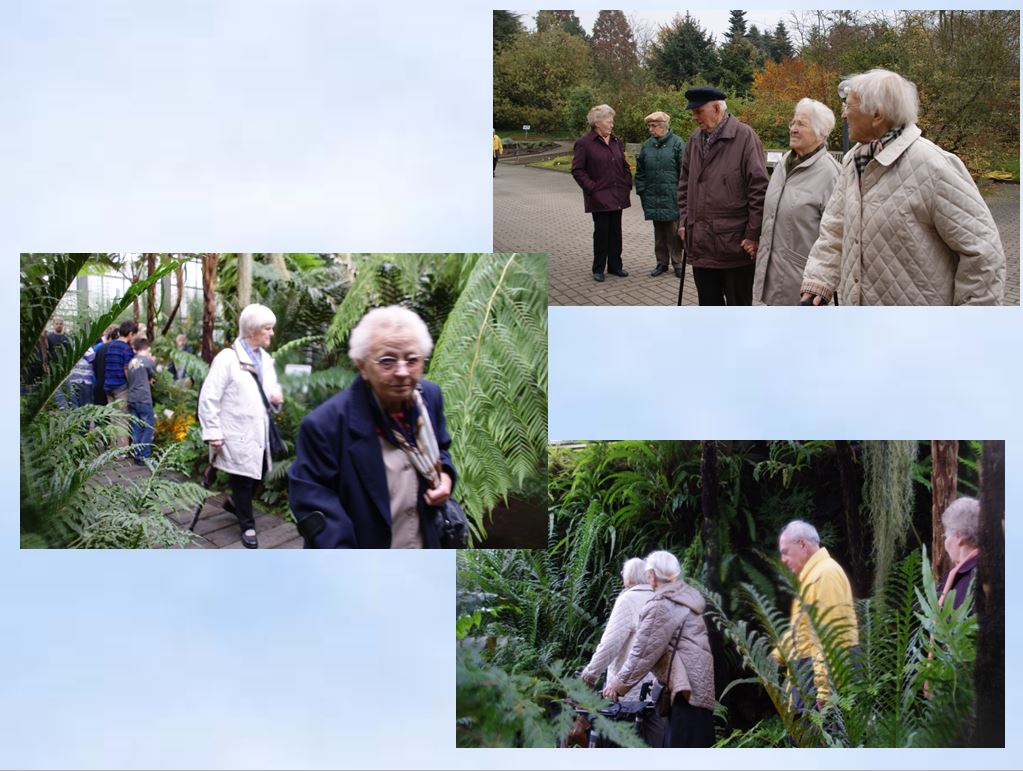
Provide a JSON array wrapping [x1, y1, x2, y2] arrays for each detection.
[[769, 19, 794, 61], [648, 13, 719, 88], [747, 24, 770, 66], [724, 10, 748, 41], [590, 10, 639, 86], [718, 36, 760, 97], [535, 10, 589, 41], [493, 10, 524, 53]]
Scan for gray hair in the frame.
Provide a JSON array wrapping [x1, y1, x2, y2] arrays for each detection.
[[795, 97, 836, 143], [941, 497, 980, 546], [845, 68, 919, 128], [780, 519, 820, 546], [348, 305, 434, 364], [622, 557, 648, 586], [587, 104, 615, 127], [710, 99, 728, 114], [238, 303, 277, 339], [644, 550, 680, 583]]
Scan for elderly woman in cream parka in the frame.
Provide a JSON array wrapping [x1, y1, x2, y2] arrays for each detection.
[[800, 68, 1005, 305], [603, 550, 715, 747], [580, 558, 656, 698], [753, 98, 841, 305]]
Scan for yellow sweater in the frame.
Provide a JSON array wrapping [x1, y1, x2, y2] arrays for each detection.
[[775, 547, 859, 701], [493, 133, 503, 156]]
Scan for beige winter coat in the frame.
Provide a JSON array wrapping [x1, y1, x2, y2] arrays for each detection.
[[801, 124, 1006, 305], [753, 147, 840, 305], [607, 579, 715, 711], [198, 339, 280, 480], [581, 584, 655, 700]]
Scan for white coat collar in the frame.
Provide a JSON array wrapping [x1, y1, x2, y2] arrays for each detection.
[[232, 338, 259, 368]]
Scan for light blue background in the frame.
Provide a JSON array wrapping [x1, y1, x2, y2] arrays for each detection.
[[3, 1, 1019, 769]]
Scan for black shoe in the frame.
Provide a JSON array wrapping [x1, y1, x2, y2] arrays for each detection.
[[241, 528, 258, 549], [609, 269, 629, 277], [592, 272, 605, 282], [674, 267, 684, 278], [650, 265, 668, 277]]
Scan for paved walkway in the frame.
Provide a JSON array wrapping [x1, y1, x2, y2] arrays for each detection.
[[494, 161, 1020, 306], [97, 458, 303, 549]]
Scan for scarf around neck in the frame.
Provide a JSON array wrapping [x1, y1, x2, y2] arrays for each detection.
[[367, 382, 442, 487]]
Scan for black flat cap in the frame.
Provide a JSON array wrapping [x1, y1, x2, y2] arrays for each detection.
[[685, 86, 727, 109]]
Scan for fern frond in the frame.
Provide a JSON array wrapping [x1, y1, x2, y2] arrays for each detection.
[[429, 254, 547, 540]]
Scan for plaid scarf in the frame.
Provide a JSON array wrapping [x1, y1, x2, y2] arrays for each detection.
[[853, 126, 903, 177], [370, 385, 442, 487], [699, 113, 731, 158]]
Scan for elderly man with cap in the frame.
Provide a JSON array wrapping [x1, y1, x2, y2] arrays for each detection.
[[635, 111, 686, 278], [676, 87, 769, 305], [800, 68, 1005, 305]]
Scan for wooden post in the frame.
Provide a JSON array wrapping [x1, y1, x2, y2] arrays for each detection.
[[974, 440, 1004, 746]]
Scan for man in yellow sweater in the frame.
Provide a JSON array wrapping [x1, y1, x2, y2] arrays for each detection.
[[772, 520, 859, 710]]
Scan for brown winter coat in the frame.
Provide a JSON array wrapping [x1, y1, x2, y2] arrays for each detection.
[[572, 130, 633, 213], [677, 114, 769, 269], [607, 579, 715, 711]]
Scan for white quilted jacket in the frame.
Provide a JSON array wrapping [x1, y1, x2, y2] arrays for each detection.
[[801, 124, 1006, 305], [581, 584, 654, 700]]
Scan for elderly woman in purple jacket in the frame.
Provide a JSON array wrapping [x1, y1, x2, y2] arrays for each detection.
[[571, 103, 633, 282]]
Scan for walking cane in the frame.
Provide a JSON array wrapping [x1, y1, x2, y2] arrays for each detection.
[[676, 242, 689, 307], [189, 444, 222, 531]]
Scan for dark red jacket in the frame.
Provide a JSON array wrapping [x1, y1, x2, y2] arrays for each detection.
[[571, 130, 632, 213], [677, 114, 768, 268]]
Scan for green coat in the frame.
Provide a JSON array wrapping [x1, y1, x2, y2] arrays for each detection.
[[635, 129, 685, 222]]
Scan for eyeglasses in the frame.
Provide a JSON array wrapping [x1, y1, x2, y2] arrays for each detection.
[[373, 355, 426, 372]]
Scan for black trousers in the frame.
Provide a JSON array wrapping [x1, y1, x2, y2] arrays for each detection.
[[692, 263, 755, 306], [664, 694, 715, 748], [591, 210, 624, 274], [229, 473, 259, 531]]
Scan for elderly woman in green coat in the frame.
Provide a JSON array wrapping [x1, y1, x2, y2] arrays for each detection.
[[635, 111, 686, 278]]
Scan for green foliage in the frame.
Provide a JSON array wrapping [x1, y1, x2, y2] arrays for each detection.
[[648, 13, 719, 88], [493, 10, 524, 52], [21, 403, 206, 548], [707, 548, 977, 747], [563, 85, 598, 135], [494, 28, 594, 132]]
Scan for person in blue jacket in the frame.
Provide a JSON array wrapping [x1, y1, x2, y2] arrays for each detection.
[[287, 305, 456, 548]]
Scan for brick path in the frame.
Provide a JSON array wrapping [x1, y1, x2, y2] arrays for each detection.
[[97, 458, 303, 549], [494, 160, 1020, 306]]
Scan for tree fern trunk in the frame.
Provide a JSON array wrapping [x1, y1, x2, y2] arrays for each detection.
[[146, 252, 157, 341], [700, 440, 721, 596], [237, 252, 252, 308], [974, 440, 1004, 746], [930, 440, 958, 579], [836, 440, 867, 596], [201, 254, 218, 363]]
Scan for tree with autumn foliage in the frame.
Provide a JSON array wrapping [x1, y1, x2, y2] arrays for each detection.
[[737, 58, 840, 147], [590, 10, 639, 88]]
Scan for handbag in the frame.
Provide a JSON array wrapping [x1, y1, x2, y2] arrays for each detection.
[[435, 497, 469, 549], [655, 622, 686, 717], [244, 368, 287, 459]]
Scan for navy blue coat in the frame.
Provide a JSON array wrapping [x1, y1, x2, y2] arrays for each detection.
[[287, 375, 457, 548]]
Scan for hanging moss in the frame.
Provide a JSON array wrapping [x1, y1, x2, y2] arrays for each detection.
[[864, 441, 918, 595]]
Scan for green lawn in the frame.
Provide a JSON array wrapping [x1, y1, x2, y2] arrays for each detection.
[[529, 152, 637, 175]]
